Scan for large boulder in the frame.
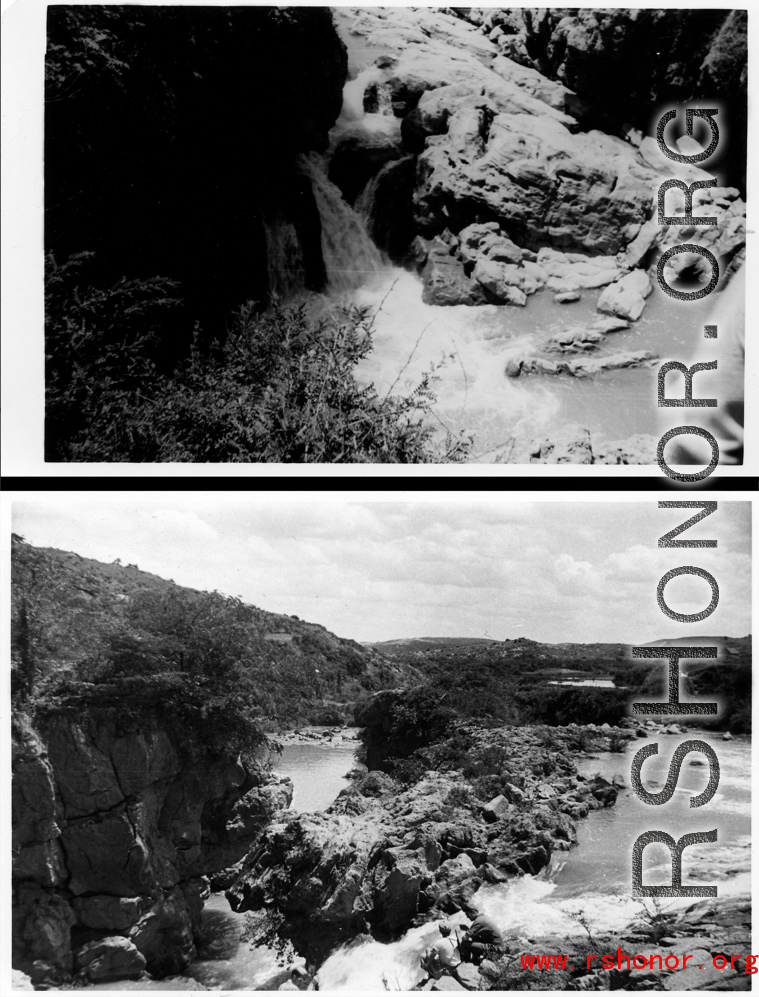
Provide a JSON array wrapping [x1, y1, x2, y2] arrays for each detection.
[[421, 248, 489, 306], [503, 9, 747, 192], [481, 795, 511, 823], [597, 268, 652, 321], [415, 111, 653, 254], [536, 248, 625, 291], [75, 936, 146, 981], [457, 223, 523, 266], [471, 260, 536, 301]]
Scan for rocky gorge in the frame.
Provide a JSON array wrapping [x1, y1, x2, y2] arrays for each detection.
[[44, 6, 747, 462], [324, 6, 747, 460], [11, 711, 292, 988], [12, 705, 750, 991], [226, 722, 623, 966]]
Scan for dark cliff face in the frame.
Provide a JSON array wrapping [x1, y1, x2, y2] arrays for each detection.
[[12, 713, 292, 986], [45, 5, 348, 343], [487, 8, 748, 192]]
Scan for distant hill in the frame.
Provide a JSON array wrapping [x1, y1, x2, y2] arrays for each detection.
[[646, 636, 751, 651], [364, 635, 629, 672], [360, 632, 751, 732], [363, 637, 502, 653], [10, 536, 419, 726]]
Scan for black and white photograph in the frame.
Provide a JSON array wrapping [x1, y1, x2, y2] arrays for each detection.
[[7, 494, 753, 990], [32, 4, 749, 465]]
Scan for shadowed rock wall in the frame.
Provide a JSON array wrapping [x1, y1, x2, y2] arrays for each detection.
[[45, 6, 348, 345], [12, 715, 292, 985]]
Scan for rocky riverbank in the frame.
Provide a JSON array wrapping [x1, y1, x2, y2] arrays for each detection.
[[274, 726, 362, 748], [226, 724, 628, 966], [334, 6, 745, 314], [11, 713, 292, 988], [418, 894, 751, 991], [332, 6, 746, 463]]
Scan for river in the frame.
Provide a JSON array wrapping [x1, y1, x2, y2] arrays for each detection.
[[283, 11, 710, 463], [160, 730, 748, 991]]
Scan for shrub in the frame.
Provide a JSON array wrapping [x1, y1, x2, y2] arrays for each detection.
[[445, 784, 473, 807], [45, 254, 472, 463], [387, 755, 429, 785], [45, 252, 182, 461]]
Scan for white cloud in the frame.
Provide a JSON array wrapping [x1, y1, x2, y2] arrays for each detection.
[[10, 499, 752, 644], [145, 509, 218, 543]]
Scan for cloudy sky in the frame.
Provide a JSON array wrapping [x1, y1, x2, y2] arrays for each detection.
[[8, 494, 752, 645]]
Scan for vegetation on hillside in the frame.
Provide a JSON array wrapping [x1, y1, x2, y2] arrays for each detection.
[[11, 537, 416, 742], [612, 654, 752, 735], [369, 635, 630, 674], [364, 633, 751, 753]]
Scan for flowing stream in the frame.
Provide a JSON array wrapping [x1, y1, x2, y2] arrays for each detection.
[[285, 14, 708, 461], [168, 731, 749, 991], [317, 732, 750, 990]]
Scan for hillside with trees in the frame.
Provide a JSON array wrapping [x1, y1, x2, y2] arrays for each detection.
[[11, 536, 417, 732], [366, 633, 751, 733]]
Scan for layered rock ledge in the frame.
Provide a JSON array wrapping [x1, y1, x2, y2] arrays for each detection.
[[12, 714, 292, 987]]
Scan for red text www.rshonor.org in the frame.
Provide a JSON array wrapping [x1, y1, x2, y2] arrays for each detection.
[[520, 952, 758, 974]]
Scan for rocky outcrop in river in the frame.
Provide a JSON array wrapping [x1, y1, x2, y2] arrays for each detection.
[[460, 8, 748, 193], [12, 714, 292, 987], [334, 7, 746, 321], [227, 724, 625, 965]]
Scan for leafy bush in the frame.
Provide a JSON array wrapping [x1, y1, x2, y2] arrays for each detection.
[[33, 671, 266, 763], [46, 253, 471, 463], [45, 252, 181, 461], [515, 686, 629, 727], [26, 585, 273, 759], [387, 755, 429, 785]]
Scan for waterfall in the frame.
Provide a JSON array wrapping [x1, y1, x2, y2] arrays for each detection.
[[297, 152, 389, 295]]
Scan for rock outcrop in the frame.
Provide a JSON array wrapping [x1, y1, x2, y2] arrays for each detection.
[[337, 6, 746, 311], [12, 714, 292, 986], [456, 8, 747, 192], [474, 895, 751, 992], [227, 724, 626, 964]]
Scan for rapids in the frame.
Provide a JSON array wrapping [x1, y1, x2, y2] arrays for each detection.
[[316, 733, 750, 991], [284, 12, 713, 461], [86, 732, 749, 990]]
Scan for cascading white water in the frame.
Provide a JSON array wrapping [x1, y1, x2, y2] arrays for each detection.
[[318, 912, 471, 991], [293, 19, 699, 457], [337, 65, 396, 128], [316, 734, 751, 991], [294, 62, 566, 456], [297, 152, 389, 295]]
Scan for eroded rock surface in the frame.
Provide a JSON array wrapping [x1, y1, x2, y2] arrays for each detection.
[[12, 717, 292, 985], [227, 724, 626, 963], [338, 6, 745, 313]]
